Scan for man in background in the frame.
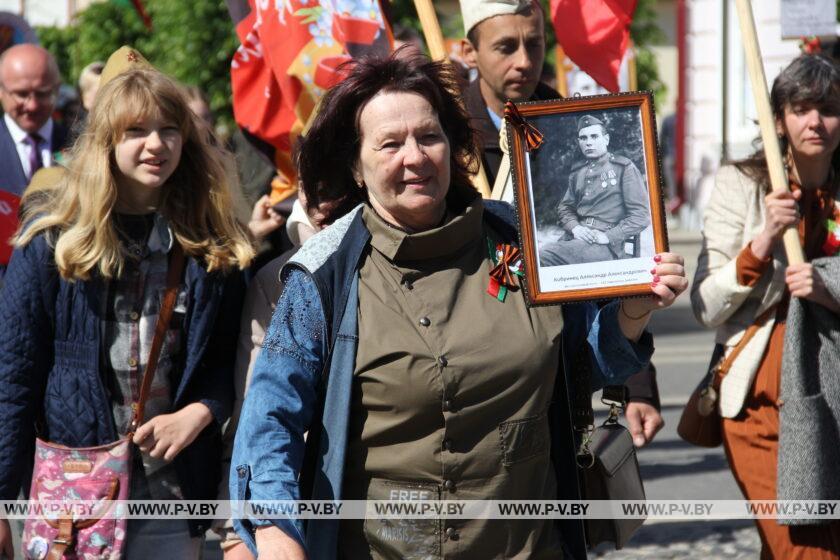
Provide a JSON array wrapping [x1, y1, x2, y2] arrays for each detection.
[[0, 44, 67, 196], [460, 0, 553, 185], [0, 43, 68, 282]]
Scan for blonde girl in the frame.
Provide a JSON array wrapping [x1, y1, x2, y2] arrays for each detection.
[[0, 63, 253, 559]]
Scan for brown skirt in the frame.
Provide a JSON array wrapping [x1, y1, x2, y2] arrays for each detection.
[[722, 319, 840, 559]]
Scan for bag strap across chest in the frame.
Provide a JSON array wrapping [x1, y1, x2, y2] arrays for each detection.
[[712, 305, 777, 390], [126, 244, 185, 436]]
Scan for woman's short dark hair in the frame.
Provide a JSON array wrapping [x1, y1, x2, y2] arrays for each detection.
[[296, 52, 479, 223], [736, 54, 840, 189]]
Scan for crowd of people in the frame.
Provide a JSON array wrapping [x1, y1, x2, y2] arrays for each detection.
[[0, 0, 837, 559]]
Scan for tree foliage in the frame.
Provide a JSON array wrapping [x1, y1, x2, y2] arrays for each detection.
[[629, 0, 667, 105], [72, 1, 149, 80], [34, 25, 75, 85], [139, 0, 238, 134], [36, 0, 236, 133]]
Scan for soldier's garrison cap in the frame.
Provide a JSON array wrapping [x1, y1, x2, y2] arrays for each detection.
[[99, 46, 154, 89], [460, 0, 533, 36], [577, 114, 605, 132]]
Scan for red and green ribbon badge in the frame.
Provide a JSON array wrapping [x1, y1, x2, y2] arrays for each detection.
[[823, 219, 840, 256], [487, 240, 524, 302]]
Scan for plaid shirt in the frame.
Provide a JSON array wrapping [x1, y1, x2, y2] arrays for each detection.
[[104, 212, 187, 499]]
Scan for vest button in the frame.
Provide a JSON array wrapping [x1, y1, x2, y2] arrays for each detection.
[[128, 357, 138, 368], [419, 317, 431, 327], [445, 526, 459, 540], [443, 479, 456, 492]]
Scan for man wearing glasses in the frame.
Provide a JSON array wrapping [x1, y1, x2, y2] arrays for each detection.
[[0, 44, 67, 196], [0, 43, 67, 283]]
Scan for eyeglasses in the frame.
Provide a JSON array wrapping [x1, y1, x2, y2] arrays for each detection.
[[2, 88, 58, 104]]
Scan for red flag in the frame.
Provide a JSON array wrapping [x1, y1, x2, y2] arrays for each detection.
[[0, 190, 21, 266], [229, 0, 392, 187], [550, 0, 637, 93]]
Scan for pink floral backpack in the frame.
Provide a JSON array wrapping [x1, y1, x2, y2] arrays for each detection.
[[21, 247, 184, 560]]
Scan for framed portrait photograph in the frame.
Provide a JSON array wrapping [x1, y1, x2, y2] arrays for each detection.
[[506, 92, 669, 305]]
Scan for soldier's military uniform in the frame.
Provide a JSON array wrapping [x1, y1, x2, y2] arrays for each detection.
[[540, 134, 650, 267]]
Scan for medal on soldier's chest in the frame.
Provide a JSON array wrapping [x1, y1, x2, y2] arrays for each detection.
[[600, 170, 609, 188]]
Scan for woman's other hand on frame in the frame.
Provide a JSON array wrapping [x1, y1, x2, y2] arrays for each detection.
[[624, 252, 689, 316], [617, 252, 688, 341]]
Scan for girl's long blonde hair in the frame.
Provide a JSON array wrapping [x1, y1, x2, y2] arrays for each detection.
[[15, 68, 254, 280]]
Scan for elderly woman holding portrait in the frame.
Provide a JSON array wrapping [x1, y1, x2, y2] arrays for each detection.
[[231, 53, 687, 560]]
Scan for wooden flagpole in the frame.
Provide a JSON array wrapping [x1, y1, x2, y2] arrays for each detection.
[[734, 0, 804, 264], [490, 124, 511, 200], [412, 0, 492, 199], [412, 0, 448, 62]]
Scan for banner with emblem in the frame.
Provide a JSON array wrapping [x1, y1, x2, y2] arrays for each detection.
[[228, 0, 392, 190]]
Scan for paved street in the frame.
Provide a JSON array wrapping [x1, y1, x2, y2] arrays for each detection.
[[587, 229, 761, 558]]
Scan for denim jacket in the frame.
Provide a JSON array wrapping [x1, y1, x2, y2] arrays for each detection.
[[231, 202, 653, 559]]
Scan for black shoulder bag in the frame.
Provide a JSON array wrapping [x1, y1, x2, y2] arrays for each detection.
[[571, 345, 646, 550]]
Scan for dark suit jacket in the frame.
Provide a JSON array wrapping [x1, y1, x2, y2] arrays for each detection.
[[0, 117, 68, 197], [0, 117, 69, 283], [462, 78, 559, 186]]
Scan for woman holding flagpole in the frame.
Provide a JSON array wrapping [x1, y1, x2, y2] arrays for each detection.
[[692, 54, 840, 558]]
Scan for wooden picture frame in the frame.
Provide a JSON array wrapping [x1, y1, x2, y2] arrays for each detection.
[[507, 92, 669, 305]]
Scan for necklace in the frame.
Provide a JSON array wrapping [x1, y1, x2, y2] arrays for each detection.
[[114, 213, 155, 260]]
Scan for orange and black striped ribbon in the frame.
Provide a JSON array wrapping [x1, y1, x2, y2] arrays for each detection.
[[504, 101, 544, 152], [489, 244, 522, 288]]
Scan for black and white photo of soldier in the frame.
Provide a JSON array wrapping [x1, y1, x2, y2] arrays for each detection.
[[539, 114, 650, 266]]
